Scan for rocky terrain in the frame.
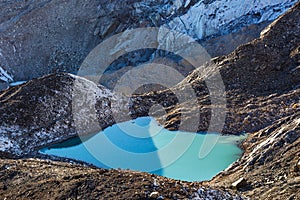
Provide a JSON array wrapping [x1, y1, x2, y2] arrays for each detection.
[[0, 158, 245, 199], [208, 113, 300, 199], [0, 0, 297, 90], [0, 1, 300, 200], [0, 0, 199, 86]]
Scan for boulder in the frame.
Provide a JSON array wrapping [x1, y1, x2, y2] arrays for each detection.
[[294, 160, 300, 172], [231, 178, 248, 190]]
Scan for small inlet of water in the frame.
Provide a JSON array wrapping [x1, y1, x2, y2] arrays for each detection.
[[40, 117, 245, 181]]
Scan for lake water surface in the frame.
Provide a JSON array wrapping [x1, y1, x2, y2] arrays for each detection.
[[40, 117, 245, 181]]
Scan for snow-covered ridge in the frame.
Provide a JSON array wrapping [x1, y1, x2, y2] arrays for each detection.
[[0, 73, 130, 157], [165, 0, 298, 40]]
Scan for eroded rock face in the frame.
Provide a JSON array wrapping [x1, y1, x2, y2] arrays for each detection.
[[0, 0, 297, 89], [0, 81, 8, 91], [0, 0, 198, 83]]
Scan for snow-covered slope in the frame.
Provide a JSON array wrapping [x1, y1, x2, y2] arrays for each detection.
[[166, 0, 298, 39], [0, 73, 131, 157]]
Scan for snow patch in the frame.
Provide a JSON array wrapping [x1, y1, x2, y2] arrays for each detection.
[[0, 135, 14, 151], [0, 126, 25, 155], [0, 66, 13, 82], [9, 81, 27, 87], [184, 0, 191, 8], [70, 74, 114, 97], [0, 135, 22, 155]]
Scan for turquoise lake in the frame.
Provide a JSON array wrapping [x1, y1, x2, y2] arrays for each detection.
[[40, 117, 245, 181]]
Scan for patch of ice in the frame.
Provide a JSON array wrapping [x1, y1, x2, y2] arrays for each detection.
[[165, 0, 298, 40], [184, 0, 191, 8], [173, 0, 184, 10], [9, 81, 27, 87], [0, 66, 13, 82]]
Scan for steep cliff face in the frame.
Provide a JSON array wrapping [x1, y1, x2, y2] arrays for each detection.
[[0, 0, 297, 89], [167, 0, 299, 57]]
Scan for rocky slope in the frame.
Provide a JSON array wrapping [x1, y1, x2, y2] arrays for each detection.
[[0, 0, 297, 90], [0, 1, 299, 200], [152, 0, 300, 134], [0, 73, 131, 157], [0, 0, 199, 84], [0, 158, 245, 199], [139, 3, 300, 199], [208, 113, 300, 199]]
